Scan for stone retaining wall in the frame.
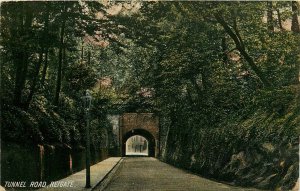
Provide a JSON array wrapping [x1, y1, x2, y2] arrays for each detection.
[[1, 142, 112, 186]]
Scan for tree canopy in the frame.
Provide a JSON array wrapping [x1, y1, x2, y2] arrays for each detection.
[[1, 1, 299, 189]]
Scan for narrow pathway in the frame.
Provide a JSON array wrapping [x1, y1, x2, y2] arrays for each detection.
[[99, 157, 260, 191], [38, 157, 121, 191]]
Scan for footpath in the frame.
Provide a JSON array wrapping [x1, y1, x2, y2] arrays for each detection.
[[38, 157, 122, 191]]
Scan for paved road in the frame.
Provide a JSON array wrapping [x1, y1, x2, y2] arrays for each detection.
[[100, 157, 260, 191]]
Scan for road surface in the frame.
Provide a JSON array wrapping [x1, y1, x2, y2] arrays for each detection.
[[99, 157, 259, 191]]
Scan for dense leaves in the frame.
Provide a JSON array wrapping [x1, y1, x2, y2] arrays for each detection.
[[110, 2, 300, 190], [1, 1, 299, 189], [0, 1, 121, 147]]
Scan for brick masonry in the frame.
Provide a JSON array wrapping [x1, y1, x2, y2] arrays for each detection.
[[120, 113, 159, 157]]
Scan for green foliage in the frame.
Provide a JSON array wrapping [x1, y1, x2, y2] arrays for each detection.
[[1, 1, 299, 189], [2, 105, 41, 143], [161, 88, 299, 190], [108, 2, 299, 189], [254, 88, 295, 115], [0, 1, 118, 147]]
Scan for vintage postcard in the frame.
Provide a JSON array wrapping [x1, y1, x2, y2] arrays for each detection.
[[0, 1, 299, 190]]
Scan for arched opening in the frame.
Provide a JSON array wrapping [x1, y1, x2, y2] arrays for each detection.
[[122, 129, 156, 157], [126, 135, 148, 156]]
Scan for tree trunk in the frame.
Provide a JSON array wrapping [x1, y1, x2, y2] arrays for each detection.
[[62, 47, 66, 77], [295, 38, 300, 85], [189, 77, 202, 98], [214, 13, 272, 88], [267, 2, 274, 32], [54, 18, 66, 106], [25, 51, 44, 110], [13, 52, 28, 107], [221, 35, 234, 80], [277, 9, 283, 30], [221, 36, 229, 68], [201, 66, 212, 92], [40, 10, 50, 87], [13, 4, 33, 107], [291, 1, 300, 33], [41, 49, 48, 86], [81, 41, 84, 65], [291, 2, 300, 84], [25, 9, 50, 109], [87, 51, 91, 66]]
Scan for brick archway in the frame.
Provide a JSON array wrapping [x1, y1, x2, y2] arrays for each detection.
[[122, 129, 155, 157], [120, 113, 159, 157]]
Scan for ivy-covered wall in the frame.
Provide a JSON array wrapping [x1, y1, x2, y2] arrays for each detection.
[[160, 87, 299, 190]]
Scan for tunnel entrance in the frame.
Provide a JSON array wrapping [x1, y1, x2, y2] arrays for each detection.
[[122, 129, 155, 157], [126, 135, 148, 156]]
